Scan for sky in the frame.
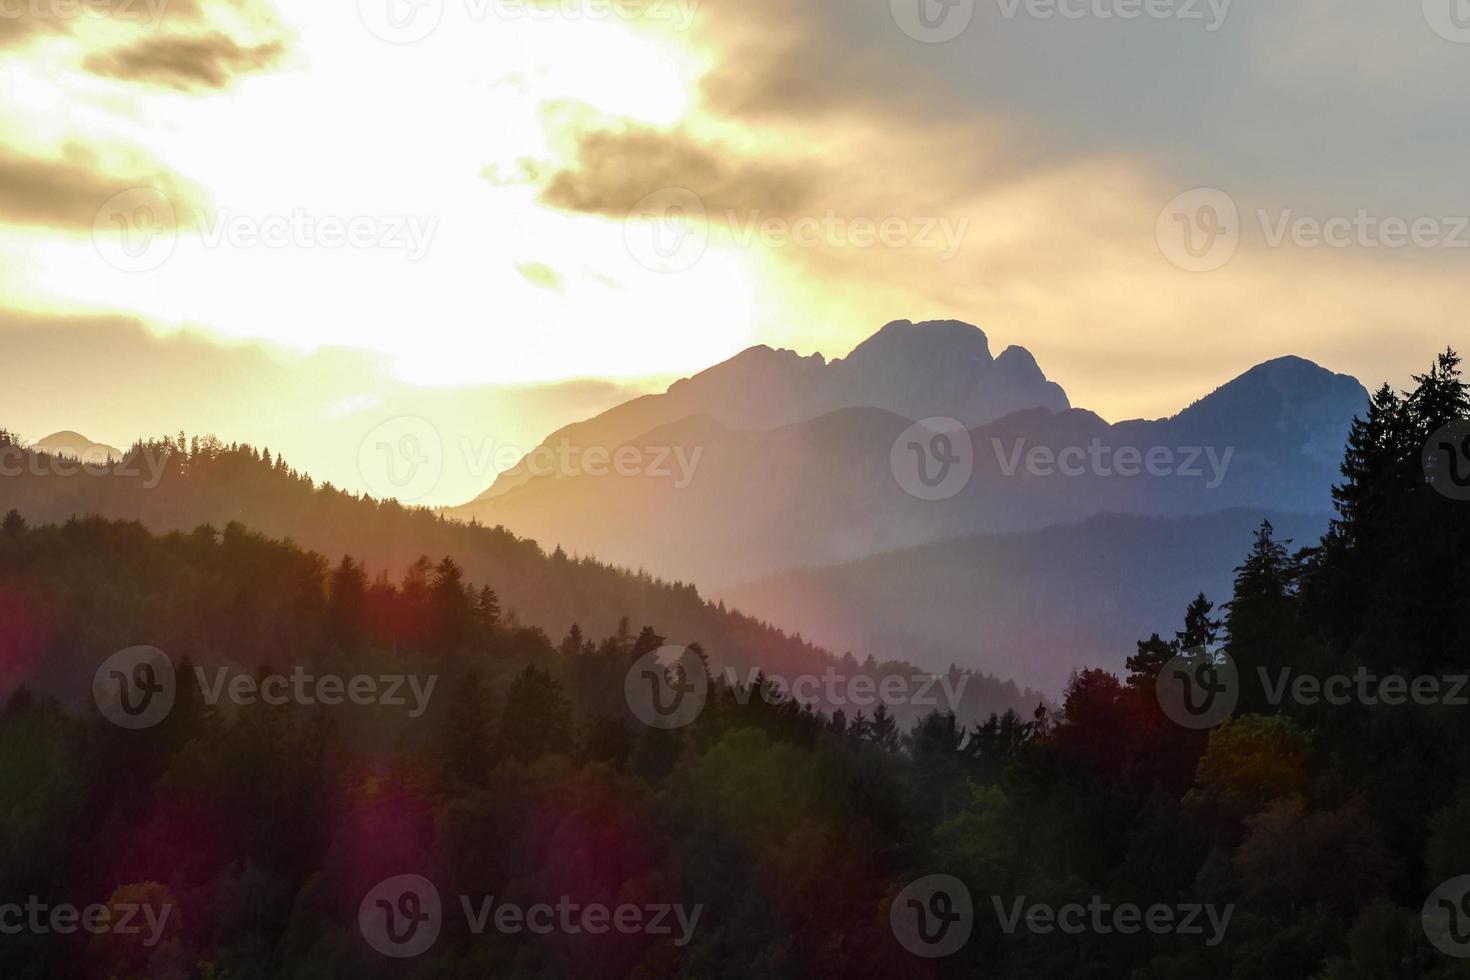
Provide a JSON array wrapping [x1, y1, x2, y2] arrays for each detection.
[[2, 0, 1468, 505]]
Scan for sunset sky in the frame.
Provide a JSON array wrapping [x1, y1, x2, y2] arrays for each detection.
[[4, 0, 1468, 505]]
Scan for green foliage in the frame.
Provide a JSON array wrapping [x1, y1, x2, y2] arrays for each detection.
[[0, 347, 1465, 976]]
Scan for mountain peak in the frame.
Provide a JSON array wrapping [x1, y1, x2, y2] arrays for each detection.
[[475, 317, 1072, 501], [1185, 355, 1367, 415], [34, 431, 123, 464], [841, 319, 994, 367], [994, 345, 1045, 381]]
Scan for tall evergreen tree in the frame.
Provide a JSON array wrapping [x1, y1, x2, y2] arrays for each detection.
[[496, 665, 574, 763], [1177, 593, 1223, 650], [1226, 521, 1301, 714]]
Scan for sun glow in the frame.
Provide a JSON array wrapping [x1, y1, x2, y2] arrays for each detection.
[[0, 1, 754, 385]]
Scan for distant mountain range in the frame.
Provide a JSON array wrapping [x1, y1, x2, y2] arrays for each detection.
[[471, 318, 1069, 503], [720, 509, 1331, 694], [447, 320, 1367, 590], [6, 320, 1372, 701], [31, 430, 121, 464]]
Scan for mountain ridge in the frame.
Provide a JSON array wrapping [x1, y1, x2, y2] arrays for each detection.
[[472, 319, 1070, 502], [447, 324, 1368, 588]]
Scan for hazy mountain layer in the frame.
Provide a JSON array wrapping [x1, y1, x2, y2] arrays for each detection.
[[721, 510, 1332, 694]]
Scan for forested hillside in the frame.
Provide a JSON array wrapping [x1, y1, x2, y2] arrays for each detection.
[[0, 429, 1041, 725], [0, 351, 1464, 978]]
